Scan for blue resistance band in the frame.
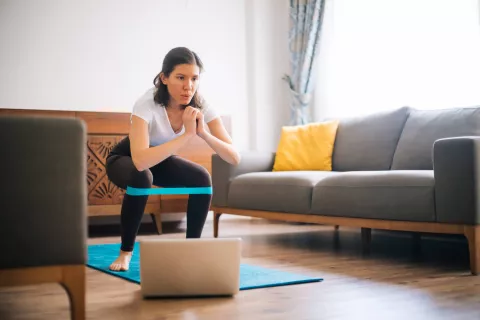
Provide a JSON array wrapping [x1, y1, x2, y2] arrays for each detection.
[[126, 186, 213, 196]]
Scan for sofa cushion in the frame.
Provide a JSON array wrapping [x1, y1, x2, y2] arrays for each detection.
[[391, 107, 480, 170], [332, 107, 410, 171], [228, 171, 338, 213], [273, 120, 339, 171], [310, 171, 435, 222]]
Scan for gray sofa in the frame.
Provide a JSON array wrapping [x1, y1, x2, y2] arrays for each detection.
[[211, 106, 480, 275], [0, 116, 87, 319]]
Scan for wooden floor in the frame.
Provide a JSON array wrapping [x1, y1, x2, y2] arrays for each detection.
[[2, 214, 480, 320]]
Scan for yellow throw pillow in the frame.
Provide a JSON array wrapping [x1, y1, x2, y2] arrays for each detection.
[[273, 120, 339, 171]]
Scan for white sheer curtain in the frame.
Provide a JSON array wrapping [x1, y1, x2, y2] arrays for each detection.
[[314, 0, 480, 119]]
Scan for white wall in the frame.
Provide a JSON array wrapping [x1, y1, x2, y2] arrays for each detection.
[[0, 0, 292, 152], [245, 0, 290, 152], [0, 0, 250, 150]]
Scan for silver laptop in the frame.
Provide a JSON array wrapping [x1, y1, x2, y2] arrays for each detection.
[[139, 237, 242, 298]]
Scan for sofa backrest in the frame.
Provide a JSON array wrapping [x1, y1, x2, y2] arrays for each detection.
[[390, 106, 480, 170], [332, 107, 410, 171]]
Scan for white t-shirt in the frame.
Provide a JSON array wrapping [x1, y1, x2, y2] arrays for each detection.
[[130, 87, 219, 147]]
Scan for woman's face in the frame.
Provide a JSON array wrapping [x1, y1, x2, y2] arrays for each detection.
[[161, 63, 200, 107]]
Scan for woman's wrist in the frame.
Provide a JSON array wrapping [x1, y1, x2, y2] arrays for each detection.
[[197, 130, 210, 140], [183, 131, 197, 139]]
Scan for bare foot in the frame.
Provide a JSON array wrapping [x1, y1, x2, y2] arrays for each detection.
[[109, 250, 132, 271]]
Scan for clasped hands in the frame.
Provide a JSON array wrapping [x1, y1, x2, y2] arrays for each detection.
[[182, 106, 207, 138]]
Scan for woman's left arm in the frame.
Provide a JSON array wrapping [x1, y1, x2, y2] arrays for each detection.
[[197, 115, 241, 166]]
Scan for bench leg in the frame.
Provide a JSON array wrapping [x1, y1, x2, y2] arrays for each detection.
[[214, 211, 222, 238], [151, 213, 163, 235]]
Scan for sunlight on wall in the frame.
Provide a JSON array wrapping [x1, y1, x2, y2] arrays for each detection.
[[315, 0, 480, 119]]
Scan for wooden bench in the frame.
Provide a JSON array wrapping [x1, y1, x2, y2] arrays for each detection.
[[0, 108, 230, 233]]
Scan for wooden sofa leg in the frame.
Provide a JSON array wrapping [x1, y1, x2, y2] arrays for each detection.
[[214, 211, 222, 238], [361, 228, 372, 254], [465, 226, 480, 275], [60, 265, 86, 320]]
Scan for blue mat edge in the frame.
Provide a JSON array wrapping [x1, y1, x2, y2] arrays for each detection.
[[239, 278, 323, 290], [86, 243, 323, 290], [85, 263, 323, 290]]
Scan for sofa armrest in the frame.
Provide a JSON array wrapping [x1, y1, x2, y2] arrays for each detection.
[[211, 152, 275, 207], [433, 136, 480, 224], [0, 116, 87, 269]]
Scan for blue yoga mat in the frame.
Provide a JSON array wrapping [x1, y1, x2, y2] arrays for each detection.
[[87, 243, 323, 290]]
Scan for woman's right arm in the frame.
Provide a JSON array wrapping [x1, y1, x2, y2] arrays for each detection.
[[129, 107, 199, 171]]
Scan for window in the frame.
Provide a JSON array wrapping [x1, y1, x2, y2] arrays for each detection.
[[314, 0, 480, 119]]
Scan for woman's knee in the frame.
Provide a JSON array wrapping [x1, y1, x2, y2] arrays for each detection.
[[193, 165, 212, 187], [106, 156, 152, 189], [128, 169, 153, 189]]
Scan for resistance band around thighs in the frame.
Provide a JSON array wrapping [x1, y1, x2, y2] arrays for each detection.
[[126, 186, 213, 196]]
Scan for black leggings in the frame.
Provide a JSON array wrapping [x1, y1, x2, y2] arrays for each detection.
[[106, 137, 212, 252]]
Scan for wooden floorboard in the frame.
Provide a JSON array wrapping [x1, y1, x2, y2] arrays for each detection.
[[1, 214, 480, 320]]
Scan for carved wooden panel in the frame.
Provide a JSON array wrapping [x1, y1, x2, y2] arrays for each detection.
[[89, 175, 125, 205], [87, 151, 105, 194], [87, 135, 126, 205], [88, 136, 122, 163]]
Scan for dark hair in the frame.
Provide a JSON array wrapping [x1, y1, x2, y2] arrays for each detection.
[[153, 47, 205, 109]]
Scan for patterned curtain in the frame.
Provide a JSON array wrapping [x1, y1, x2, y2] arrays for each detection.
[[283, 0, 326, 125]]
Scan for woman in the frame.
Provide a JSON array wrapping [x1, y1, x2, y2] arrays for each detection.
[[105, 47, 240, 271]]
